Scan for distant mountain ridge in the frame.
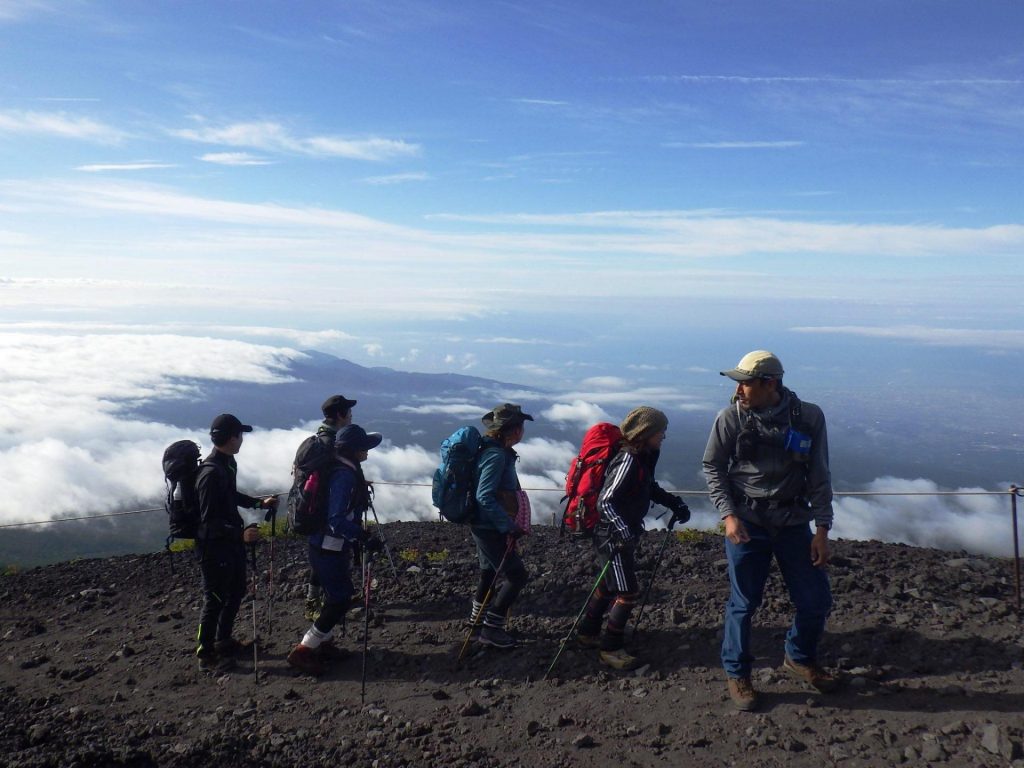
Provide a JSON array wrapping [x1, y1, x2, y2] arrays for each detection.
[[125, 349, 540, 433]]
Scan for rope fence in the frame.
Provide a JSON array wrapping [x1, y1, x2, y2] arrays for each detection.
[[2, 482, 1021, 613], [0, 482, 1019, 530]]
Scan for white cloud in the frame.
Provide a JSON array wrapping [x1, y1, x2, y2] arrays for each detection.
[[362, 172, 428, 185], [0, 331, 1013, 555], [516, 363, 559, 378], [3, 179, 1023, 320], [0, 110, 125, 143], [0, 332, 302, 448], [199, 152, 274, 166], [541, 400, 613, 428], [792, 324, 1024, 351], [76, 162, 177, 172], [831, 477, 1017, 557], [0, 320, 355, 349], [393, 402, 485, 419], [363, 343, 384, 356], [665, 140, 803, 149], [172, 120, 420, 161], [559, 385, 709, 411], [581, 375, 630, 389]]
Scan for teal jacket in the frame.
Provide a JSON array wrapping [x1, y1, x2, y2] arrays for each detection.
[[472, 437, 519, 534]]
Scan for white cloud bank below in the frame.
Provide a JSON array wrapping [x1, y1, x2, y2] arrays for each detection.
[[0, 331, 1017, 558]]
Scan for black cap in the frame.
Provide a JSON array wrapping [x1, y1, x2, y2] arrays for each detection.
[[321, 394, 358, 417], [209, 413, 253, 437], [335, 424, 383, 452]]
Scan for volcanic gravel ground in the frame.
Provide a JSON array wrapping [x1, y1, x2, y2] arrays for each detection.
[[2, 521, 1024, 767]]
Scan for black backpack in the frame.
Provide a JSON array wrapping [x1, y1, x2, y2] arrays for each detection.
[[162, 440, 203, 542], [286, 433, 340, 535]]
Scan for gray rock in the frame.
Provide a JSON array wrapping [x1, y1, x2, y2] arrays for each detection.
[[979, 723, 1021, 759], [920, 738, 945, 762], [28, 723, 50, 745]]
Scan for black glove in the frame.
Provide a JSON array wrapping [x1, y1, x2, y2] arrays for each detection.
[[669, 500, 691, 528], [507, 522, 526, 540], [363, 534, 385, 554]]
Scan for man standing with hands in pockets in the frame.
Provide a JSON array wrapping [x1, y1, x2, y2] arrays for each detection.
[[703, 351, 838, 712]]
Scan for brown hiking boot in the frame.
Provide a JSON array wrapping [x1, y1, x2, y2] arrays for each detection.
[[783, 656, 840, 693], [286, 643, 324, 676], [727, 676, 759, 711], [599, 648, 641, 670]]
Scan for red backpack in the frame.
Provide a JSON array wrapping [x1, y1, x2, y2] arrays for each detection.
[[561, 422, 622, 537]]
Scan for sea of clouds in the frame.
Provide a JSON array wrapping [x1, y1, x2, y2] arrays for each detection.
[[0, 330, 1019, 558]]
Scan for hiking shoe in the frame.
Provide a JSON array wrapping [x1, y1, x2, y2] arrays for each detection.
[[783, 656, 840, 693], [727, 677, 759, 711], [599, 648, 641, 670], [575, 633, 601, 649], [197, 651, 235, 674], [286, 643, 324, 676], [304, 597, 322, 622], [214, 637, 253, 657], [478, 625, 517, 649], [317, 639, 352, 662]]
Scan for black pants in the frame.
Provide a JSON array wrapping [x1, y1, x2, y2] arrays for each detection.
[[471, 528, 529, 615], [196, 538, 247, 653]]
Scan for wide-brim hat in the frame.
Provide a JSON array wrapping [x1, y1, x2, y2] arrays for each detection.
[[721, 350, 784, 381], [482, 403, 534, 431]]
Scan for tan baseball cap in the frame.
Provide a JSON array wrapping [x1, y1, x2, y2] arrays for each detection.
[[720, 350, 784, 381]]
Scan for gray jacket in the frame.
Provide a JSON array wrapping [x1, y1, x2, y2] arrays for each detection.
[[702, 388, 833, 530]]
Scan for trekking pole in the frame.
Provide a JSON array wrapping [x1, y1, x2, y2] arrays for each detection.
[[631, 518, 678, 639], [249, 541, 260, 686], [543, 559, 611, 681], [264, 504, 277, 641], [456, 538, 516, 665], [366, 493, 399, 580], [360, 552, 374, 704]]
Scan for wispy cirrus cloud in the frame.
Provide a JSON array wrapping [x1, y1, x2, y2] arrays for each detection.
[[636, 74, 1024, 87], [76, 162, 176, 172], [0, 0, 54, 22], [172, 120, 420, 161], [0, 110, 125, 143], [199, 152, 274, 166], [362, 171, 428, 185], [664, 140, 804, 149], [510, 98, 570, 106]]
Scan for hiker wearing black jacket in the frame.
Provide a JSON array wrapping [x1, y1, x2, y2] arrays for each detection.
[[195, 413, 277, 673], [301, 394, 357, 621], [578, 406, 690, 670]]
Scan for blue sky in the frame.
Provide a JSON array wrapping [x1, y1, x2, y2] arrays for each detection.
[[1, 2, 1024, 550]]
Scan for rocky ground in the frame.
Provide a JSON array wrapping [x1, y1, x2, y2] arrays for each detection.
[[2, 521, 1023, 767]]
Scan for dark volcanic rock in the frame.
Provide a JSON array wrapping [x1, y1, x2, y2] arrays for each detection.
[[1, 522, 1022, 767]]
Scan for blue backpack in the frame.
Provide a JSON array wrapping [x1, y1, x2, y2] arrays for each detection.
[[431, 426, 483, 524]]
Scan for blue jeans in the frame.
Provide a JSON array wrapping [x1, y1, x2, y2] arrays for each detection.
[[721, 521, 832, 679]]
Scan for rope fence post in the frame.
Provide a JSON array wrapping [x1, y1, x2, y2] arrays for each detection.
[[1011, 485, 1022, 618]]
